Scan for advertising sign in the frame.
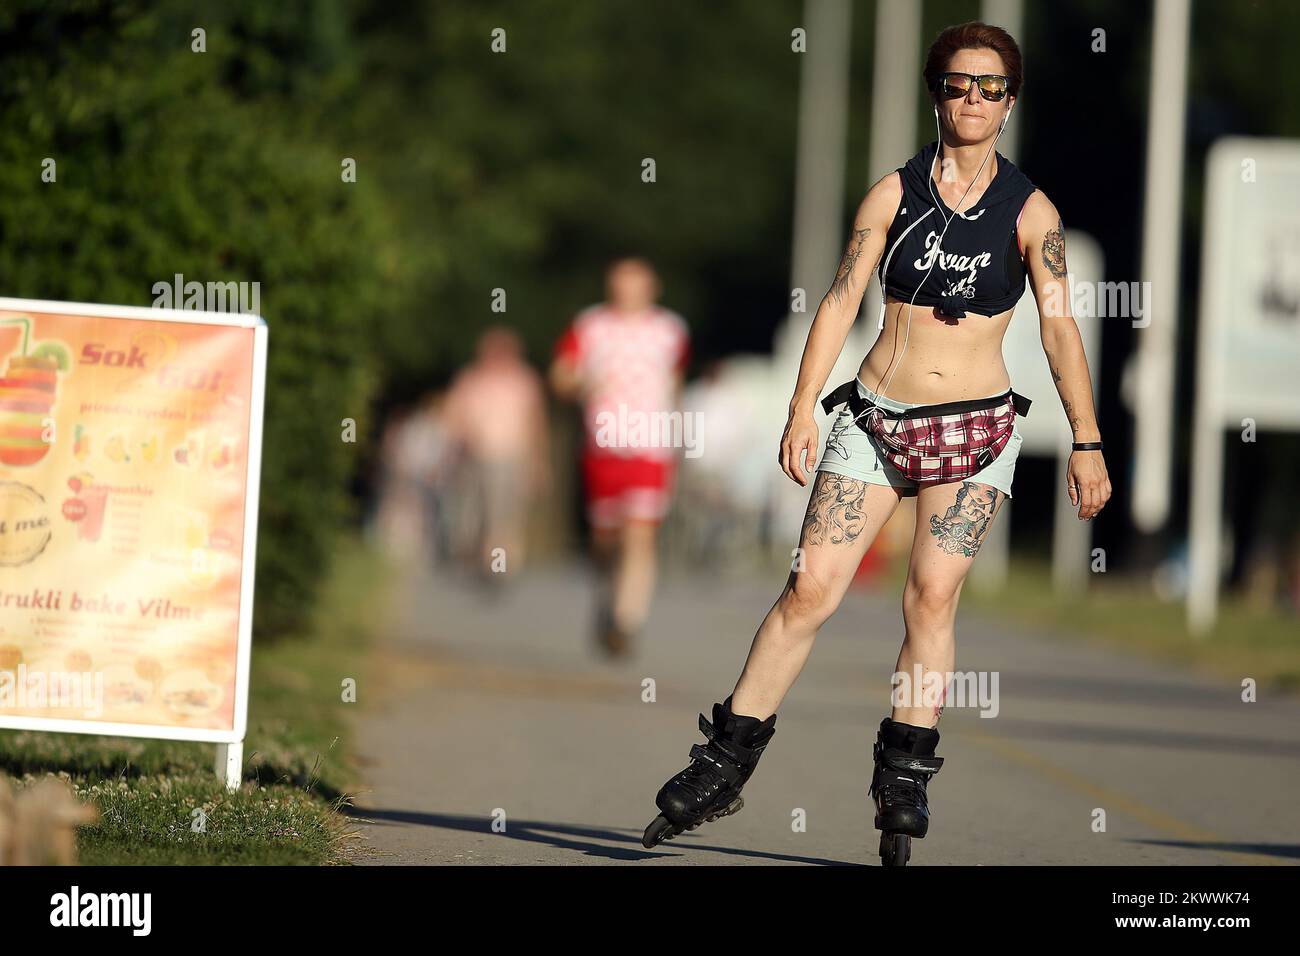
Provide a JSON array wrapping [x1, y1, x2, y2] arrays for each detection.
[[1189, 139, 1300, 632], [0, 298, 266, 747]]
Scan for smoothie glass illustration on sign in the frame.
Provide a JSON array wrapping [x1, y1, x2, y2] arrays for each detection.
[[0, 317, 70, 466], [62, 473, 109, 543]]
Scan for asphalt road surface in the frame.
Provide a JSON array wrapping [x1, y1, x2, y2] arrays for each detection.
[[350, 562, 1300, 866]]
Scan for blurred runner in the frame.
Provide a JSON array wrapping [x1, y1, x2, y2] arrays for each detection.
[[374, 400, 438, 562], [408, 392, 456, 567], [443, 327, 550, 580], [550, 257, 690, 656], [372, 394, 458, 566]]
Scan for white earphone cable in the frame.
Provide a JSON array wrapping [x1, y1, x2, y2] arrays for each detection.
[[852, 104, 1013, 434]]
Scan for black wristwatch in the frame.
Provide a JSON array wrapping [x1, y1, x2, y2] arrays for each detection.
[[1072, 441, 1103, 451]]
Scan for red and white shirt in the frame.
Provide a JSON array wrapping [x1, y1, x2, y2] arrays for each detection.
[[555, 304, 690, 460]]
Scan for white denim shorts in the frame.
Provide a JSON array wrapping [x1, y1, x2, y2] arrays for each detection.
[[816, 377, 1023, 498]]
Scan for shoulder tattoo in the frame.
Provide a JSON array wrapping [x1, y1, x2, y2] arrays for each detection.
[[1041, 218, 1066, 279]]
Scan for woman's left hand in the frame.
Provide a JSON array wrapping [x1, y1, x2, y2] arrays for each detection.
[[1067, 451, 1111, 520]]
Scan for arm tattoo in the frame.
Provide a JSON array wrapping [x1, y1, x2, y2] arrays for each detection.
[[1041, 218, 1066, 279], [1063, 399, 1083, 435], [1045, 349, 1063, 384], [802, 473, 868, 546], [1047, 348, 1082, 430], [928, 482, 1001, 558], [828, 227, 870, 307]]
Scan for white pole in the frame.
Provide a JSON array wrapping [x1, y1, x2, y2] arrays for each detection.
[[867, 0, 922, 183], [215, 741, 243, 791], [980, 0, 1024, 162], [1187, 407, 1224, 636], [787, 0, 853, 313], [1052, 449, 1091, 591], [1187, 143, 1233, 636], [971, 501, 1011, 591], [1130, 0, 1191, 533], [858, 0, 922, 343], [968, 0, 1024, 594], [770, 0, 855, 548]]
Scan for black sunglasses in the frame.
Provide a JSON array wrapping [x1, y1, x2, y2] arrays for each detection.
[[935, 72, 1009, 102]]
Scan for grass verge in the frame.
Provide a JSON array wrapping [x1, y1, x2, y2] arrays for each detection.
[[949, 554, 1300, 692], [0, 537, 390, 865]]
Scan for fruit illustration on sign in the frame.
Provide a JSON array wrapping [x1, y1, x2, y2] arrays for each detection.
[[0, 317, 69, 468], [173, 433, 201, 467], [31, 341, 71, 369], [73, 424, 91, 461], [105, 434, 130, 463], [130, 328, 177, 375], [209, 436, 234, 470]]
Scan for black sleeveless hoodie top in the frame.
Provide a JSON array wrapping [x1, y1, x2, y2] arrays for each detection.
[[879, 141, 1037, 319]]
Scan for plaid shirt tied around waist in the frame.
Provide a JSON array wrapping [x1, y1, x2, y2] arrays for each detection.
[[820, 380, 1031, 484]]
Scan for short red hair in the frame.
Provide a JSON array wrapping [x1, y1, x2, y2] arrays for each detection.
[[924, 21, 1023, 98]]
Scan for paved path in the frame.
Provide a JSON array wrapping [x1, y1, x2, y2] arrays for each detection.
[[349, 562, 1300, 866]]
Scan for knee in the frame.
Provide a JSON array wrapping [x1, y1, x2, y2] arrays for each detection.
[[902, 579, 959, 626], [779, 570, 840, 628], [623, 520, 659, 547]]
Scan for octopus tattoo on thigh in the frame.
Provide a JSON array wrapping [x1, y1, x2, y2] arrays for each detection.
[[803, 474, 867, 546], [928, 482, 1001, 558]]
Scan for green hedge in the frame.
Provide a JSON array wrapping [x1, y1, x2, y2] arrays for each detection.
[[0, 1, 390, 640]]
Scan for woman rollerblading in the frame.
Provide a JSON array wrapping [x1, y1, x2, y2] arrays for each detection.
[[642, 21, 1110, 864]]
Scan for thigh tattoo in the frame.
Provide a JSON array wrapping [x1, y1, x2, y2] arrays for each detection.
[[803, 474, 867, 546], [824, 413, 853, 462], [928, 482, 1001, 558]]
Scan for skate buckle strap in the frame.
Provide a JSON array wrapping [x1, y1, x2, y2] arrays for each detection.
[[688, 743, 743, 786], [881, 752, 944, 775]]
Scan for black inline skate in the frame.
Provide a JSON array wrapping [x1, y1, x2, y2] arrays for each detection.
[[870, 717, 943, 867], [641, 697, 776, 849]]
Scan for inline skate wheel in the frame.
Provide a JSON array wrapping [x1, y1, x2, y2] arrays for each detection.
[[879, 832, 911, 867], [642, 815, 677, 848]]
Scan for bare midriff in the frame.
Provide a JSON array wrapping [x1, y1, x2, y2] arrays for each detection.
[[855, 296, 1015, 404]]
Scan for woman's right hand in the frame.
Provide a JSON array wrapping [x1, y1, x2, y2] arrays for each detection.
[[779, 409, 819, 486]]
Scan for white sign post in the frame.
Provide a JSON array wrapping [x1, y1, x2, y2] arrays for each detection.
[[972, 230, 1104, 593], [1189, 139, 1300, 635]]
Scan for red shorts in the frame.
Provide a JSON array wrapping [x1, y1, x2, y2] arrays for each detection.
[[582, 452, 676, 529]]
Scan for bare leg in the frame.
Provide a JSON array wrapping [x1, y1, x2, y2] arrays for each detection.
[[892, 480, 1007, 728], [612, 519, 659, 634], [481, 461, 525, 573], [591, 525, 620, 628], [730, 475, 903, 719]]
